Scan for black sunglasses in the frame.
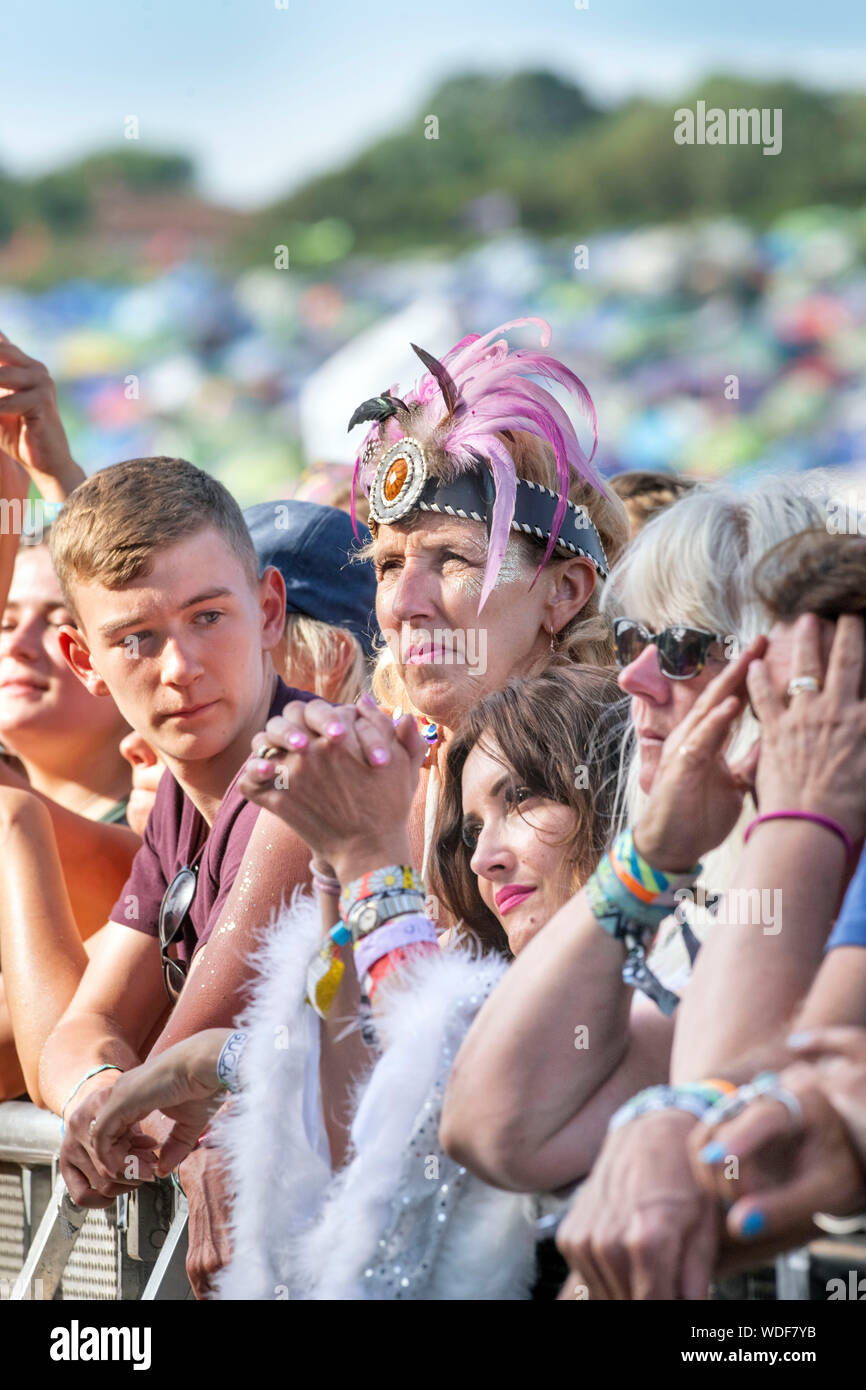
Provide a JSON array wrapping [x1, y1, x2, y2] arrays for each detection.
[[613, 618, 726, 681], [158, 865, 198, 1003]]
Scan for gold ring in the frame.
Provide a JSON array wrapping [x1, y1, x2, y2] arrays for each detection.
[[255, 744, 282, 760]]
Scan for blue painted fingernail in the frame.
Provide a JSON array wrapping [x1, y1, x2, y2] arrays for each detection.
[[787, 1032, 812, 1049], [699, 1143, 726, 1164], [740, 1209, 766, 1238]]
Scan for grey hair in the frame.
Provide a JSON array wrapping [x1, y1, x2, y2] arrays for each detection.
[[601, 475, 829, 645], [602, 473, 830, 907]]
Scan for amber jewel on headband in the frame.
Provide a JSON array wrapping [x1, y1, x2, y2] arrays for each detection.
[[370, 438, 429, 523]]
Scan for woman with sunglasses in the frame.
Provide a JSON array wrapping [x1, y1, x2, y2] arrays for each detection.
[[439, 476, 828, 1197], [558, 532, 866, 1301]]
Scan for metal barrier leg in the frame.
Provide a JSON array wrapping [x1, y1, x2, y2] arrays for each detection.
[[141, 1197, 191, 1301], [11, 1177, 88, 1300], [775, 1247, 811, 1300]]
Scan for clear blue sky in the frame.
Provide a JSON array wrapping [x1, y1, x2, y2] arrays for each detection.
[[3, 0, 864, 208]]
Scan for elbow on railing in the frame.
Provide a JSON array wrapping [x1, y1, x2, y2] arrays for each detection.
[[0, 1040, 31, 1105]]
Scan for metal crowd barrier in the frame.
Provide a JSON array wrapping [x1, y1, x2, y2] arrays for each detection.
[[2, 1098, 865, 1301], [0, 1100, 192, 1300]]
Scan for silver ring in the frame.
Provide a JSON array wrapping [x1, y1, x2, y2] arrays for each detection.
[[760, 1083, 804, 1132], [787, 676, 821, 697], [707, 1090, 750, 1125]]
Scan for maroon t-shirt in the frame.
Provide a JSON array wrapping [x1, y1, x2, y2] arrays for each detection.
[[109, 677, 315, 965]]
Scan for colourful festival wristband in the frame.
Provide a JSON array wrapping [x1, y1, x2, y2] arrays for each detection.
[[353, 913, 439, 980], [339, 865, 425, 923], [365, 942, 439, 999], [216, 1031, 248, 1093], [586, 829, 702, 942], [608, 1081, 730, 1132], [744, 811, 854, 861]]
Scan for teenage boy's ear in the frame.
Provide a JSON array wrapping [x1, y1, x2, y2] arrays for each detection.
[[58, 626, 112, 697], [543, 555, 597, 634], [258, 566, 287, 651]]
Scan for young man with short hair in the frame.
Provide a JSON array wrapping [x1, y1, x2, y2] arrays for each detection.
[[36, 455, 319, 1296]]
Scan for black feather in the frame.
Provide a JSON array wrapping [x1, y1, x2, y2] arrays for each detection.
[[410, 342, 459, 419], [347, 392, 407, 433]]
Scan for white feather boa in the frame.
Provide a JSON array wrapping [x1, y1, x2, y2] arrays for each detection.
[[214, 892, 538, 1300]]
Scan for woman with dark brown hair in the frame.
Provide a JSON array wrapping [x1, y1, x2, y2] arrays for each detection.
[[431, 665, 627, 958], [88, 662, 628, 1299]]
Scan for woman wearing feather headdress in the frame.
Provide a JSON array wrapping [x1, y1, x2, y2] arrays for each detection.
[[352, 316, 626, 725], [340, 317, 628, 881]]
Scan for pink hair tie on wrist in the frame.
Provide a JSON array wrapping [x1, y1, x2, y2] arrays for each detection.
[[310, 860, 341, 897], [744, 811, 854, 861]]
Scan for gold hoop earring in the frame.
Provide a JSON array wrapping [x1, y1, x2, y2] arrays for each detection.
[[548, 626, 556, 651]]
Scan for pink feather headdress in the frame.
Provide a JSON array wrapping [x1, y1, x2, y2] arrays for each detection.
[[349, 317, 605, 610]]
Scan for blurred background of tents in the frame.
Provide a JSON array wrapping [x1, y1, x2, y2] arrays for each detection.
[[3, 60, 866, 505]]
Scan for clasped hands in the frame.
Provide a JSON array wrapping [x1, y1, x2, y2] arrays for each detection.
[[239, 692, 427, 879]]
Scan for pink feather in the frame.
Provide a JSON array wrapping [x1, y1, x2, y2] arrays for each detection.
[[472, 434, 518, 612], [354, 318, 603, 597], [442, 317, 551, 379]]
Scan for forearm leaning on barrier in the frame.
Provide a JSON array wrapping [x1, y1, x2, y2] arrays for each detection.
[[0, 791, 89, 1104], [671, 823, 847, 1085]]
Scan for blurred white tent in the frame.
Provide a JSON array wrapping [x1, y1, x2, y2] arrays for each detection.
[[298, 295, 461, 465]]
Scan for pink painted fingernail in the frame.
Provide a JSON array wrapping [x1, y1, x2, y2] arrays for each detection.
[[287, 730, 308, 749], [360, 692, 378, 709], [326, 720, 345, 738], [370, 746, 389, 766], [250, 759, 274, 777]]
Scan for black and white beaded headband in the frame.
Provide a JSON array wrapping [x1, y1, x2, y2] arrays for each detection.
[[367, 436, 609, 578]]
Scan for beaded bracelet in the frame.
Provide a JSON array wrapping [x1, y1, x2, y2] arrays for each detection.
[[608, 1079, 735, 1132]]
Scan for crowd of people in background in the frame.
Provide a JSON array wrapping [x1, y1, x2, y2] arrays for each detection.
[[0, 317, 865, 1301]]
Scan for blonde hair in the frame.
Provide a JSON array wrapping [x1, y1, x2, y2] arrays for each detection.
[[609, 470, 698, 536], [365, 428, 630, 716], [283, 612, 368, 704]]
